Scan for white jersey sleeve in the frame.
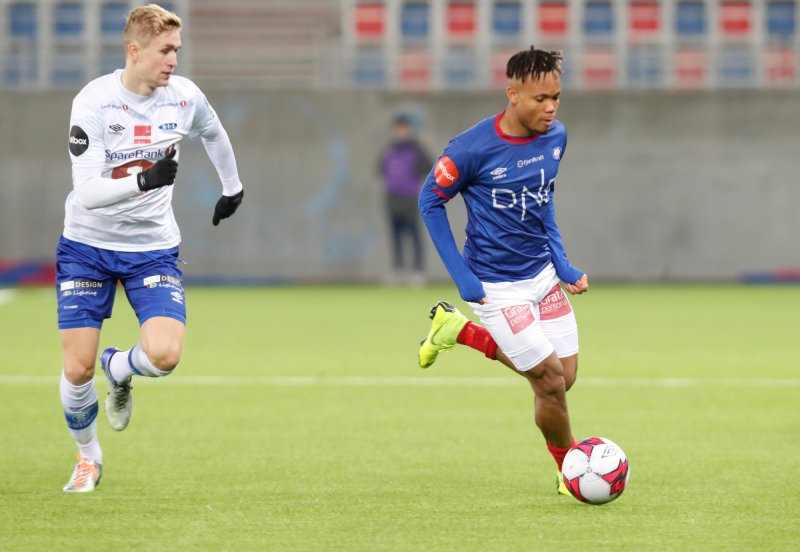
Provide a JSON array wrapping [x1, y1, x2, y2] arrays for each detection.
[[191, 91, 244, 197]]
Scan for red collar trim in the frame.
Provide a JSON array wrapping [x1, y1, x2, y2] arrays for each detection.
[[494, 111, 539, 144]]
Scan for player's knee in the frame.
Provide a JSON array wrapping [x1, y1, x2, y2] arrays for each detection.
[[143, 341, 182, 372], [529, 357, 567, 398], [63, 357, 96, 385]]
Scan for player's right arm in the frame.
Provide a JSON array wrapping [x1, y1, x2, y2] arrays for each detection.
[[418, 145, 486, 303], [68, 96, 175, 210]]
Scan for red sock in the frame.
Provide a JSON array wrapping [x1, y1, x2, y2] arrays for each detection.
[[547, 436, 577, 471], [457, 321, 498, 360]]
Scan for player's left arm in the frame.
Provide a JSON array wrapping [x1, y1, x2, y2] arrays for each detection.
[[542, 198, 588, 294], [193, 91, 244, 226]]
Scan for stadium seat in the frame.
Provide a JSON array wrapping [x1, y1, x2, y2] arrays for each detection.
[[9, 2, 37, 37], [538, 1, 569, 39], [398, 48, 431, 90], [54, 2, 83, 38], [492, 1, 521, 38], [628, 1, 660, 43], [446, 1, 476, 42], [352, 48, 386, 86], [675, 0, 706, 38], [717, 46, 755, 86], [582, 48, 616, 89], [764, 46, 796, 84], [627, 46, 663, 86], [354, 1, 385, 42], [766, 1, 797, 41], [401, 1, 429, 40], [583, 1, 614, 37], [101, 2, 128, 36], [719, 1, 752, 39], [443, 47, 476, 88], [673, 48, 709, 88]]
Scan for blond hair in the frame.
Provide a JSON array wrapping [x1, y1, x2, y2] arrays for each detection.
[[124, 4, 182, 47]]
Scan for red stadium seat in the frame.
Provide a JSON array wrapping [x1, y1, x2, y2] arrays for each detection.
[[720, 1, 752, 38], [764, 46, 796, 85], [582, 49, 616, 89], [354, 2, 385, 41], [398, 48, 431, 90], [673, 48, 708, 88], [447, 1, 477, 42], [538, 1, 569, 39], [628, 1, 661, 42]]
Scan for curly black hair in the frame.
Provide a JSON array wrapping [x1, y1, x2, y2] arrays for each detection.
[[506, 47, 563, 83]]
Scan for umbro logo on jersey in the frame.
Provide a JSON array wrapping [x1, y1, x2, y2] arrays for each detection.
[[490, 167, 508, 180], [108, 124, 125, 134], [68, 126, 89, 156], [134, 125, 152, 145]]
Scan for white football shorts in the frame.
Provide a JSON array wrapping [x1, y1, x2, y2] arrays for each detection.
[[467, 263, 579, 372]]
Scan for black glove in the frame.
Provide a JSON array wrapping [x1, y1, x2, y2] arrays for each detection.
[[137, 145, 178, 191], [212, 189, 244, 226]]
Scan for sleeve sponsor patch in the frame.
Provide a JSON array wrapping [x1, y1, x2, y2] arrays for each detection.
[[434, 156, 459, 187], [68, 126, 89, 156]]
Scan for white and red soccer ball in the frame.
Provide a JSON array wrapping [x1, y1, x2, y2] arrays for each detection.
[[562, 437, 630, 505]]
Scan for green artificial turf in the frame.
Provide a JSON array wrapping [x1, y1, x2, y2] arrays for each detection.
[[1, 285, 798, 551]]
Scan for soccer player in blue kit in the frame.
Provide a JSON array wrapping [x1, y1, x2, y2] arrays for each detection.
[[418, 47, 588, 495], [57, 4, 244, 492]]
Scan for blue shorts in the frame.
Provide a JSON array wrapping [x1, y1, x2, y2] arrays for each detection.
[[56, 236, 186, 330]]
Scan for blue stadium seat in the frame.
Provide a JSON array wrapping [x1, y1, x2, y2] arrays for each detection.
[[627, 47, 663, 87], [675, 1, 706, 37], [767, 1, 796, 39], [100, 49, 125, 74], [493, 1, 521, 37], [443, 48, 476, 88], [54, 3, 84, 38], [401, 1, 429, 40], [101, 2, 128, 36], [9, 2, 37, 38], [352, 50, 386, 87], [52, 53, 85, 86], [583, 1, 614, 37], [718, 47, 755, 87]]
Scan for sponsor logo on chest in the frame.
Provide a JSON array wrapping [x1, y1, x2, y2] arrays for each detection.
[[134, 125, 152, 145]]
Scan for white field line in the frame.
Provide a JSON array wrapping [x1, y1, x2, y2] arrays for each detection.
[[0, 375, 798, 388], [0, 289, 18, 305]]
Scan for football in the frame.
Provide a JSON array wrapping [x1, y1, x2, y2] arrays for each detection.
[[562, 437, 630, 505]]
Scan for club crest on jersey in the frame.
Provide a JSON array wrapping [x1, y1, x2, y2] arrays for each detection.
[[552, 147, 562, 160], [435, 156, 459, 187], [134, 125, 152, 145]]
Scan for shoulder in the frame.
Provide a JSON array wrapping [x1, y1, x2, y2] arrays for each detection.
[[73, 73, 114, 104], [549, 119, 567, 139], [449, 116, 497, 155]]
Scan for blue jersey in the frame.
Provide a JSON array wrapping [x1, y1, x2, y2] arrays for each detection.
[[418, 112, 583, 302]]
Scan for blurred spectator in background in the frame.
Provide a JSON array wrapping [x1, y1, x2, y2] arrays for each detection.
[[378, 113, 432, 286]]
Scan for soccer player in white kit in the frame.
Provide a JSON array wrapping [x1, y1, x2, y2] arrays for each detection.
[[58, 4, 244, 492]]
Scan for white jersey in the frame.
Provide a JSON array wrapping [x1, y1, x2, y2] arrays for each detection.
[[64, 69, 243, 251]]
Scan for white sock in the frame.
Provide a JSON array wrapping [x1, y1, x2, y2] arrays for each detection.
[[60, 372, 102, 464], [111, 343, 172, 380]]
